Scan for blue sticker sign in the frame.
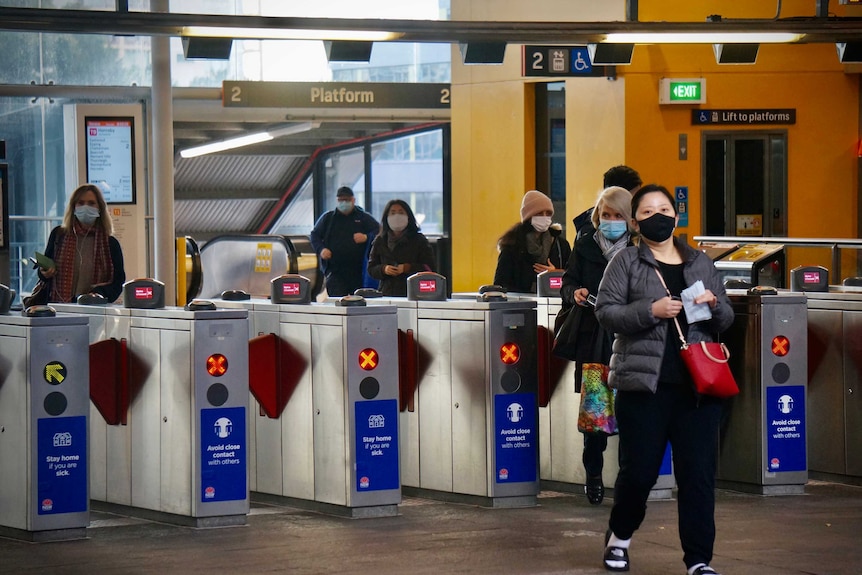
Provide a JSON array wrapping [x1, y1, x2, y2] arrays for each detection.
[[494, 393, 537, 483], [675, 186, 689, 228], [38, 416, 88, 515], [766, 386, 806, 473], [355, 399, 400, 491], [200, 407, 247, 502]]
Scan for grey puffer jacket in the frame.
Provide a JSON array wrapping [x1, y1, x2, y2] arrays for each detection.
[[594, 237, 734, 393]]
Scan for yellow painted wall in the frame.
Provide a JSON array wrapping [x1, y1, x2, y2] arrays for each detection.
[[451, 0, 861, 288]]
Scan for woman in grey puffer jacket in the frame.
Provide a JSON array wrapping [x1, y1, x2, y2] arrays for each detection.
[[594, 184, 734, 575]]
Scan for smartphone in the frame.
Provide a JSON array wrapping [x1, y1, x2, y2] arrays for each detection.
[[586, 294, 597, 307]]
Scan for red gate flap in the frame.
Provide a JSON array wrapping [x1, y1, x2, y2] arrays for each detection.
[[90, 338, 128, 425], [249, 334, 306, 418]]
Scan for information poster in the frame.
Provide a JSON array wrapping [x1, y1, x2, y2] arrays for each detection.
[[200, 407, 247, 502], [494, 393, 537, 483], [355, 399, 399, 491], [766, 385, 806, 473], [85, 117, 135, 203], [37, 416, 88, 515]]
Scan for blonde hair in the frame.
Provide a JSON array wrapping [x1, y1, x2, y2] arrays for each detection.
[[590, 186, 633, 230], [62, 183, 113, 235]]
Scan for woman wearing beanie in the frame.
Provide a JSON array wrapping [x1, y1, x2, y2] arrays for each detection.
[[494, 189, 571, 293]]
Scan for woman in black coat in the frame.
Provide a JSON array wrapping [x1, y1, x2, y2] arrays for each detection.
[[558, 185, 633, 505], [494, 190, 571, 293], [367, 199, 435, 296]]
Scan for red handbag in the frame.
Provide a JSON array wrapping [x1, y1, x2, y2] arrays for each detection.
[[654, 269, 739, 398], [678, 339, 739, 398]]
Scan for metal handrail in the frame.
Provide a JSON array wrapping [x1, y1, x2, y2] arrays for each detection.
[[693, 235, 862, 283]]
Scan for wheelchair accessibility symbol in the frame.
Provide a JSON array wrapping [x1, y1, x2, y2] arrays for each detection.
[[571, 48, 592, 73]]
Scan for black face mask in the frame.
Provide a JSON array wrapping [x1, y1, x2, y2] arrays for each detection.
[[636, 212, 676, 242]]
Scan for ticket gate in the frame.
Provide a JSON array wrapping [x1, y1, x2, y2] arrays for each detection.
[[719, 291, 808, 494], [50, 303, 133, 506], [126, 304, 250, 526], [0, 310, 90, 541], [377, 276, 539, 508], [219, 276, 401, 518], [501, 288, 674, 500]]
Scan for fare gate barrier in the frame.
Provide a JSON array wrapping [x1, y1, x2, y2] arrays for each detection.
[[0, 309, 90, 541], [376, 275, 540, 508], [489, 277, 674, 501], [126, 303, 250, 526], [798, 289, 862, 485], [49, 303, 133, 506], [719, 291, 808, 495], [219, 276, 401, 518]]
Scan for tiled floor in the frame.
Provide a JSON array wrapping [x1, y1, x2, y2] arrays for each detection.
[[1, 481, 859, 574]]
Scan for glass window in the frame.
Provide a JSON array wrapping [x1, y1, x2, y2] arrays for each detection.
[[322, 147, 367, 213], [370, 130, 443, 235], [269, 174, 315, 236]]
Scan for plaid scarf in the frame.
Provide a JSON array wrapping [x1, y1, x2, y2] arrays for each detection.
[[50, 221, 114, 303]]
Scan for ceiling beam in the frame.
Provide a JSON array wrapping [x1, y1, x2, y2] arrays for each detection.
[[3, 7, 862, 44]]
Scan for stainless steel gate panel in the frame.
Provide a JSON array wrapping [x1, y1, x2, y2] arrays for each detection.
[[0, 314, 90, 540], [127, 308, 249, 523], [806, 291, 862, 481], [50, 304, 133, 508]]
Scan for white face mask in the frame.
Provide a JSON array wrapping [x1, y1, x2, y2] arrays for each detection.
[[388, 213, 409, 232], [75, 205, 100, 225], [531, 215, 552, 233]]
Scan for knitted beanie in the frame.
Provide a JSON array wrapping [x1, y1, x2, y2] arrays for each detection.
[[520, 190, 554, 222]]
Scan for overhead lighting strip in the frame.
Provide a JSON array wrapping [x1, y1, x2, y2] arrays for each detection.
[[183, 26, 402, 42]]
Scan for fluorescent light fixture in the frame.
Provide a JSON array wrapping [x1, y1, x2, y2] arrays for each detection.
[[183, 26, 401, 41], [603, 32, 803, 44], [179, 122, 320, 159]]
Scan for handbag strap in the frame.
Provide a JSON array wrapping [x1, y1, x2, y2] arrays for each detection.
[[653, 267, 689, 350]]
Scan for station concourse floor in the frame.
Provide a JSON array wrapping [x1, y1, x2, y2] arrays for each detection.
[[1, 481, 860, 575]]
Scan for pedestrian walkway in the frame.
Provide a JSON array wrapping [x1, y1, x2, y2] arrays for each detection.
[[1, 481, 859, 574]]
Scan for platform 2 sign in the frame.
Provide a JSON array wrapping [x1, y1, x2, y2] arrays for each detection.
[[223, 81, 450, 109], [522, 46, 612, 77], [766, 385, 806, 473], [355, 399, 399, 491], [38, 416, 88, 515], [494, 393, 537, 483], [200, 407, 247, 502]]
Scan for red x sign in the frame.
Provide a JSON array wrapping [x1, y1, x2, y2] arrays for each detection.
[[359, 348, 378, 370]]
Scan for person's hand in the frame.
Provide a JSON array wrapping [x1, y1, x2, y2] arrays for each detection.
[[574, 287, 589, 306], [533, 259, 555, 273], [41, 266, 57, 278], [320, 248, 332, 260], [384, 264, 402, 276], [652, 295, 683, 319], [695, 289, 719, 309], [353, 232, 367, 244]]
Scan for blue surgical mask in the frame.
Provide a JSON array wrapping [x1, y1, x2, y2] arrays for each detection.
[[75, 205, 100, 226], [336, 201, 353, 214], [598, 219, 627, 241]]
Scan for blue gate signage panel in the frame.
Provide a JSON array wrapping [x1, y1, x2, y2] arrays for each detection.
[[200, 407, 247, 502], [38, 416, 88, 515], [355, 399, 400, 491], [766, 385, 806, 473], [494, 393, 537, 483]]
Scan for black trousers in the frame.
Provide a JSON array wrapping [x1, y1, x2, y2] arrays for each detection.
[[582, 433, 608, 478], [609, 383, 722, 569]]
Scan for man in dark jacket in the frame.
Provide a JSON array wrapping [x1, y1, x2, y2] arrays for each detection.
[[573, 165, 642, 241], [309, 186, 379, 296]]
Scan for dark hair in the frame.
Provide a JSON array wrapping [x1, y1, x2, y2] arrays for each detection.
[[336, 186, 354, 198], [603, 165, 642, 192], [380, 199, 420, 235], [631, 184, 676, 216]]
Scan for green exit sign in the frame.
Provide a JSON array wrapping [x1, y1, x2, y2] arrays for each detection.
[[659, 78, 706, 104]]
